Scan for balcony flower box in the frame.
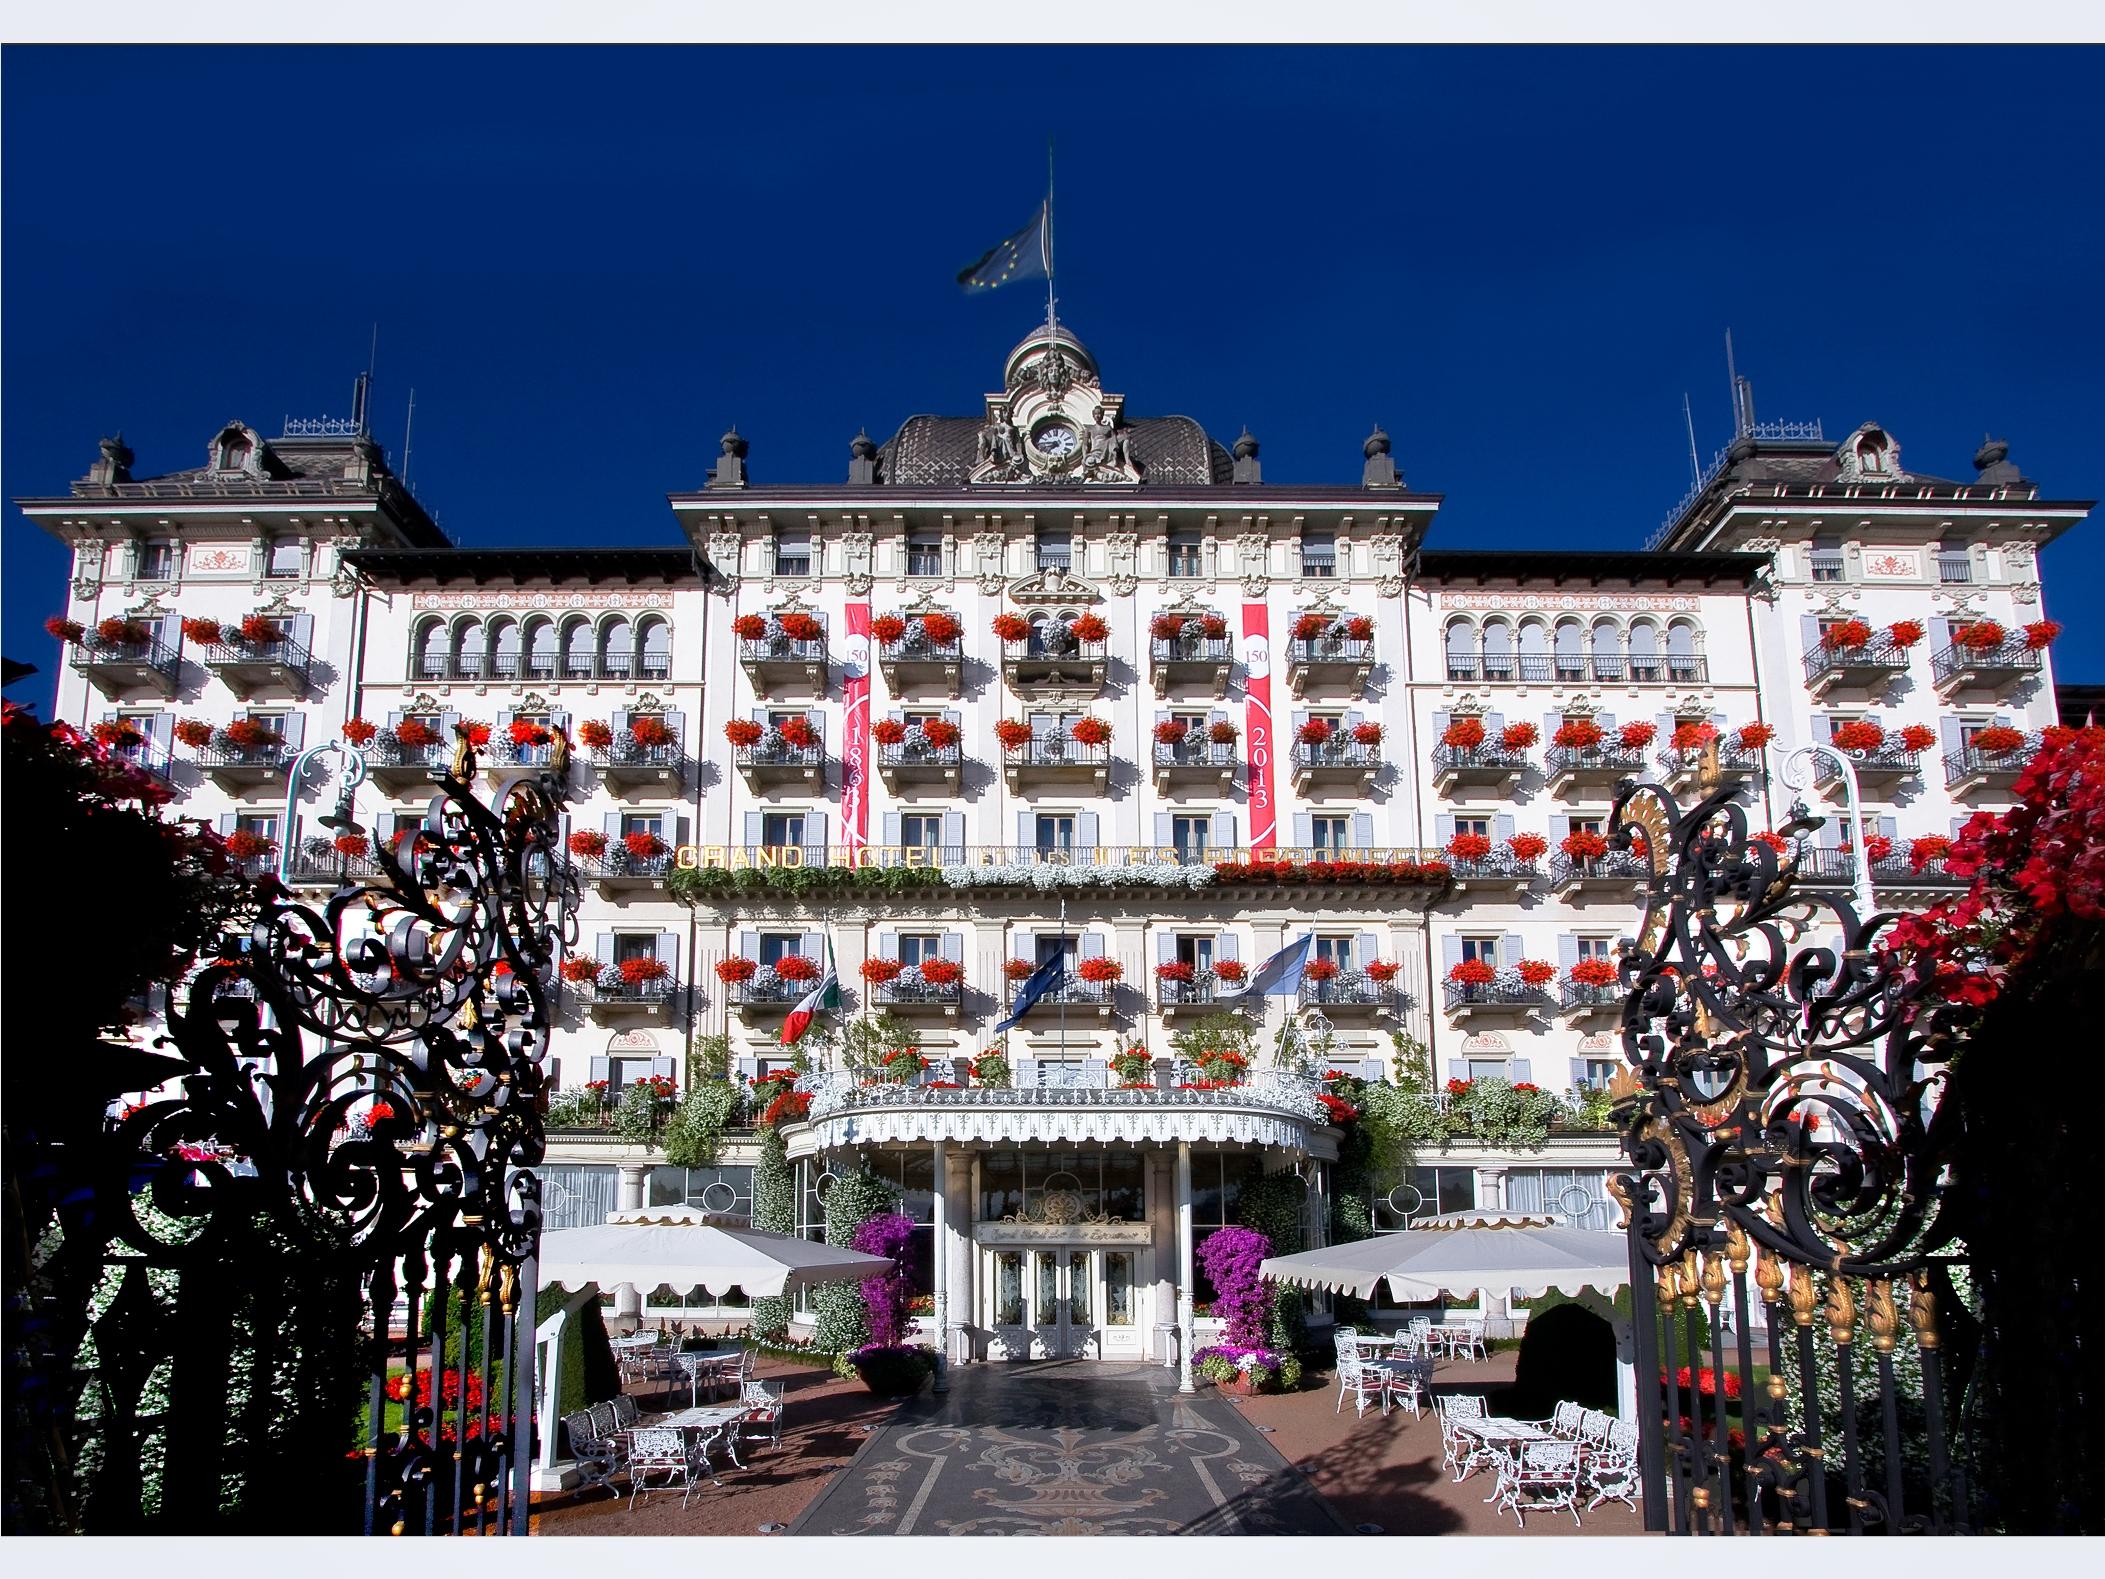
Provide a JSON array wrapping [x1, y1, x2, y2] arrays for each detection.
[[1148, 614, 1233, 699], [1000, 612, 1108, 699], [1283, 615, 1373, 698], [876, 611, 964, 696], [737, 612, 827, 696]]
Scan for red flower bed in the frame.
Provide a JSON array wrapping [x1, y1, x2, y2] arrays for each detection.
[[777, 715, 818, 750], [776, 612, 823, 643], [1211, 858, 1453, 887], [508, 717, 550, 747], [861, 956, 904, 983], [1068, 612, 1110, 644], [1447, 831, 1492, 862], [1296, 718, 1332, 746], [1973, 725, 2026, 754], [1353, 721, 1385, 747], [173, 718, 214, 748], [238, 614, 283, 644], [1070, 716, 1112, 747], [1570, 956, 1618, 988], [1150, 614, 1187, 639], [567, 830, 607, 857], [1500, 721, 1539, 750], [1208, 719, 1239, 745], [1448, 958, 1495, 986], [623, 830, 665, 860], [1671, 720, 1717, 751], [994, 719, 1035, 750], [1897, 724, 1937, 753], [918, 612, 961, 644], [629, 715, 673, 749], [2023, 619, 2063, 650], [1831, 720, 1885, 752], [1441, 716, 1486, 751], [1365, 960, 1401, 983], [1823, 618, 1872, 649], [1561, 828, 1611, 862], [1005, 958, 1036, 982], [1908, 834, 1953, 870], [1075, 955, 1123, 984], [1154, 960, 1196, 983], [872, 717, 907, 745], [774, 954, 819, 983], [870, 614, 908, 643], [715, 957, 759, 984], [1618, 721, 1657, 749], [98, 616, 149, 644], [732, 614, 767, 641], [1516, 959, 1557, 986], [1953, 620, 2006, 651], [334, 832, 370, 857], [1888, 619, 1926, 648], [918, 957, 964, 987], [1508, 832, 1548, 862], [180, 616, 224, 644], [44, 616, 85, 643], [1212, 959, 1246, 984], [1553, 718, 1604, 749], [1292, 612, 1329, 642], [224, 829, 276, 859], [578, 718, 614, 749], [1302, 958, 1339, 982], [724, 718, 764, 748], [990, 612, 1031, 642], [921, 717, 961, 750], [1663, 1366, 1744, 1400], [1154, 718, 1189, 744], [1198, 614, 1228, 639], [221, 716, 278, 749]]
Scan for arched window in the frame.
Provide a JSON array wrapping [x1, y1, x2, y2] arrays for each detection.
[[1591, 619, 1623, 682], [414, 618, 448, 681], [1856, 437, 1888, 476], [452, 618, 485, 679], [639, 616, 671, 680], [1481, 619, 1515, 682], [524, 618, 558, 680], [1028, 611, 1062, 658], [1517, 619, 1549, 681], [1627, 621, 1662, 682], [600, 617, 634, 679], [216, 433, 250, 472], [1666, 620, 1702, 681], [1445, 619, 1478, 681], [489, 617, 521, 681], [1553, 620, 1586, 681], [561, 618, 594, 679]]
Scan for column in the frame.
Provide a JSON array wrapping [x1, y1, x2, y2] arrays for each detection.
[[1148, 1152, 1177, 1368], [1176, 1140, 1195, 1394], [615, 1164, 648, 1320], [931, 1138, 950, 1391], [945, 1147, 975, 1365]]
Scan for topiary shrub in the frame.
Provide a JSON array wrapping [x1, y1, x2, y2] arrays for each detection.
[[749, 1127, 795, 1338], [812, 1166, 900, 1365]]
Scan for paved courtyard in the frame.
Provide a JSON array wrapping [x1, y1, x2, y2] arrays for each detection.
[[792, 1360, 1349, 1536]]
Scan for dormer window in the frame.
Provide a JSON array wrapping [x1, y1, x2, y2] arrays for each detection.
[[217, 436, 250, 472]]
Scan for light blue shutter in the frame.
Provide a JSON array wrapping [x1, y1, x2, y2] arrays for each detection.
[[1219, 933, 1239, 962], [1352, 812, 1374, 849], [1447, 1059, 1469, 1082], [1939, 718, 1961, 755], [743, 811, 763, 846], [147, 712, 173, 753], [1157, 933, 1175, 965], [737, 929, 757, 960], [883, 812, 901, 845], [1361, 1057, 1384, 1081], [1571, 1058, 1591, 1087], [1502, 933, 1525, 968], [804, 811, 827, 864], [1487, 711, 1505, 735], [1556, 935, 1580, 970], [1432, 710, 1449, 737], [1441, 936, 1462, 973], [1550, 814, 1570, 843], [596, 932, 614, 966], [735, 1056, 760, 1082], [651, 1055, 678, 1080], [656, 932, 677, 972], [1801, 616, 1824, 651], [800, 932, 824, 964], [1436, 814, 1456, 845], [589, 1056, 612, 1083], [1931, 617, 1951, 650], [1357, 932, 1379, 969], [603, 811, 622, 849], [549, 707, 572, 736], [1154, 813, 1173, 845], [879, 931, 898, 961], [1015, 811, 1033, 847], [612, 708, 630, 735], [1081, 934, 1105, 959], [674, 814, 690, 854], [1512, 1058, 1533, 1083], [1078, 811, 1099, 848], [941, 811, 964, 856], [1212, 810, 1234, 849], [496, 706, 515, 740], [1494, 814, 1514, 842], [278, 712, 305, 751], [1293, 812, 1312, 847], [217, 811, 239, 835], [665, 710, 685, 748], [939, 932, 962, 963], [1877, 815, 1897, 841], [155, 613, 182, 654]]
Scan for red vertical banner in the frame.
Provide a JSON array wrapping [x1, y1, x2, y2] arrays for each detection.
[[1242, 602, 1277, 852], [841, 601, 873, 854]]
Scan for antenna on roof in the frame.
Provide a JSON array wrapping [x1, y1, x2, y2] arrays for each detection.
[[1683, 393, 1702, 491], [1725, 328, 1756, 439], [402, 388, 416, 486]]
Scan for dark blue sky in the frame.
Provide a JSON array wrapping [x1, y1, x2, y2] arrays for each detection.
[[6, 46, 2101, 712]]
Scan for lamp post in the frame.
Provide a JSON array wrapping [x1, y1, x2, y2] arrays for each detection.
[[276, 737, 370, 886], [1774, 742, 1876, 920]]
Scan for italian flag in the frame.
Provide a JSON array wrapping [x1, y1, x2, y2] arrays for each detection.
[[779, 939, 839, 1047]]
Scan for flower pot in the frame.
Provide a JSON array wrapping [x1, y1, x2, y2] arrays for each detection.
[[851, 1346, 933, 1398]]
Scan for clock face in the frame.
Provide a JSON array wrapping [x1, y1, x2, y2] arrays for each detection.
[[1032, 422, 1079, 458]]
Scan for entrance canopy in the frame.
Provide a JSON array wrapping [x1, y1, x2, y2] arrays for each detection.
[[1258, 1212, 1629, 1304], [536, 1205, 894, 1297]]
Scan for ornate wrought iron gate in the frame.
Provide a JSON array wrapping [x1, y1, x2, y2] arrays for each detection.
[[22, 767, 573, 1534], [1608, 768, 1968, 1535]]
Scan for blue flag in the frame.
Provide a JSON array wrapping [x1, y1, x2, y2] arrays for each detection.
[[1242, 933, 1314, 998], [957, 204, 1049, 294], [993, 951, 1065, 1032]]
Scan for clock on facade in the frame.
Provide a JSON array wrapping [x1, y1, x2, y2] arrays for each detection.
[[1031, 421, 1079, 458]]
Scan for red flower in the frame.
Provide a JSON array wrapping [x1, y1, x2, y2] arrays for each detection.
[[1670, 720, 1717, 751], [921, 717, 961, 750], [1297, 718, 1333, 746], [1888, 619, 1926, 648], [560, 956, 600, 983], [1154, 718, 1190, 745], [1507, 832, 1548, 862], [1212, 959, 1246, 983], [1569, 956, 1617, 988], [1824, 618, 1872, 649], [872, 718, 907, 745], [1561, 828, 1610, 862], [1832, 720, 1885, 752], [1972, 725, 2025, 754], [1316, 1092, 1360, 1125], [1005, 958, 1036, 982], [1302, 958, 1339, 982], [1553, 718, 1604, 749], [777, 714, 818, 750], [1344, 615, 1375, 641], [623, 831, 665, 860], [870, 614, 908, 644], [1735, 722, 1776, 750], [618, 956, 669, 986], [990, 612, 1031, 643], [1618, 721, 1657, 749], [724, 718, 764, 748], [1068, 613, 1110, 644], [395, 717, 441, 749], [776, 612, 824, 643], [1446, 1077, 1475, 1096], [1908, 834, 1953, 870], [1447, 831, 1492, 862], [1897, 724, 1938, 753], [2023, 619, 2062, 650], [1516, 959, 1557, 986], [334, 832, 370, 857], [1751, 831, 1790, 855], [1075, 955, 1123, 984], [732, 613, 767, 640], [97, 616, 149, 644], [1069, 716, 1112, 747], [1353, 721, 1385, 747], [715, 957, 759, 984], [224, 829, 276, 859], [508, 717, 550, 747], [341, 716, 377, 745], [44, 616, 85, 643], [1365, 960, 1401, 983], [1151, 613, 1188, 639], [180, 616, 224, 645], [774, 954, 819, 983], [629, 715, 673, 749], [1953, 620, 2006, 651], [1500, 721, 1539, 751], [567, 830, 607, 857], [1292, 612, 1329, 642], [238, 614, 283, 644], [1198, 614, 1228, 639], [1155, 960, 1196, 983], [861, 956, 904, 983], [761, 1090, 811, 1127], [1441, 716, 1486, 751], [918, 957, 964, 987], [1208, 719, 1239, 745], [462, 720, 492, 747], [917, 612, 961, 644], [995, 719, 1035, 750]]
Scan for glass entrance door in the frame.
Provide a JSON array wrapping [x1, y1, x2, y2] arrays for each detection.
[[989, 1246, 1103, 1358]]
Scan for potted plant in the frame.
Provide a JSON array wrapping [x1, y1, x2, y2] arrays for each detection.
[[990, 612, 1031, 643], [1561, 828, 1611, 863], [994, 719, 1035, 751], [1448, 958, 1496, 988], [1004, 958, 1036, 982], [1291, 612, 1328, 644], [1824, 618, 1873, 650], [1972, 725, 2026, 754], [872, 717, 907, 746], [1507, 832, 1548, 862], [1150, 613, 1187, 640], [1069, 716, 1112, 748], [1953, 620, 2006, 651], [1669, 720, 1716, 752], [1365, 960, 1400, 984], [969, 1050, 1011, 1088], [180, 616, 224, 645], [1897, 724, 1938, 753], [775, 954, 819, 983], [44, 616, 85, 643], [860, 956, 904, 984], [724, 718, 764, 748], [1570, 956, 1618, 989], [1208, 719, 1239, 746], [1888, 619, 1926, 648], [731, 613, 767, 642], [1344, 615, 1375, 642], [715, 957, 759, 985], [920, 717, 961, 751], [1832, 720, 1885, 752], [2023, 619, 2063, 650], [1075, 955, 1123, 985], [221, 717, 279, 750], [1441, 716, 1486, 751], [97, 616, 149, 645], [173, 718, 214, 748], [870, 614, 908, 644], [778, 715, 818, 751], [1553, 717, 1605, 750], [1516, 959, 1557, 987], [1155, 960, 1196, 985], [508, 717, 551, 748], [1353, 720, 1385, 748], [1908, 834, 1954, 870], [1296, 718, 1331, 747], [1068, 612, 1109, 644], [1446, 831, 1492, 863], [1736, 722, 1776, 750], [238, 613, 283, 644], [918, 611, 961, 645], [917, 957, 964, 991], [567, 829, 608, 859], [1499, 720, 1537, 751], [333, 832, 370, 858], [623, 830, 665, 861], [777, 611, 823, 644], [1618, 720, 1657, 749]]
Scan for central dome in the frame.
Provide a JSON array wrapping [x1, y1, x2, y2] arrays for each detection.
[[1003, 323, 1099, 393]]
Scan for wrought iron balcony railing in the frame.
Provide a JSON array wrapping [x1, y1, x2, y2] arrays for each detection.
[[195, 633, 313, 695], [1443, 978, 1558, 1014], [1930, 640, 2044, 691], [1001, 734, 1112, 769], [196, 738, 297, 787], [1153, 737, 1238, 776], [285, 847, 384, 886], [69, 634, 182, 695], [1298, 973, 1406, 1011], [1291, 737, 1380, 771], [1562, 981, 1622, 1013], [1545, 741, 1648, 787], [482, 736, 562, 769], [571, 847, 675, 883], [588, 976, 680, 1006], [1795, 847, 1969, 889], [878, 738, 964, 771], [415, 655, 672, 684], [1548, 851, 1650, 890], [1803, 635, 1912, 692], [1431, 742, 1530, 783], [1154, 972, 1245, 1012], [872, 973, 965, 1010], [738, 634, 827, 666], [1448, 850, 1541, 885], [1942, 734, 2041, 790], [1285, 634, 1373, 667]]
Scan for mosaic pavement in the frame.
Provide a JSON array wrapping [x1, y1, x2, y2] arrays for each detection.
[[791, 1361, 1350, 1536]]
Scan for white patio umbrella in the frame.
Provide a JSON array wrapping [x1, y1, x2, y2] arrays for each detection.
[[1259, 1211, 1629, 1304], [536, 1204, 896, 1297]]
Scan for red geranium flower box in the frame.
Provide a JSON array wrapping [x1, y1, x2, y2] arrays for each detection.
[[777, 715, 818, 750], [870, 614, 908, 644], [1832, 720, 1885, 752], [715, 957, 759, 984], [1075, 956, 1123, 984], [1005, 958, 1036, 982], [918, 957, 964, 987], [1887, 620, 1926, 648], [173, 718, 215, 748], [990, 612, 1031, 642], [777, 612, 823, 643], [1155, 960, 1196, 983], [774, 954, 820, 983], [1507, 833, 1548, 861], [1302, 958, 1339, 982], [724, 718, 764, 748], [872, 718, 907, 745], [1953, 621, 2006, 651], [917, 612, 962, 644], [1068, 613, 1110, 644], [180, 616, 224, 645], [578, 719, 614, 749], [1441, 717, 1486, 751], [994, 719, 1035, 750], [1154, 718, 1189, 744], [629, 715, 673, 749], [732, 614, 767, 641], [623, 831, 665, 860], [1515, 959, 1557, 986], [1569, 956, 1617, 988], [1499, 721, 1538, 750], [861, 957, 904, 983], [1447, 959, 1495, 987], [1365, 960, 1400, 983], [1353, 721, 1385, 747], [1069, 717, 1112, 747], [45, 616, 85, 643], [1447, 831, 1492, 862], [1824, 619, 1873, 649], [1561, 828, 1611, 862], [1208, 719, 1238, 745], [1618, 721, 1656, 749], [568, 829, 608, 858], [1553, 718, 1604, 749]]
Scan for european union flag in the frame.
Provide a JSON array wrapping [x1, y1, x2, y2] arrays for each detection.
[[993, 950, 1065, 1032], [1243, 933, 1314, 998], [957, 204, 1049, 294]]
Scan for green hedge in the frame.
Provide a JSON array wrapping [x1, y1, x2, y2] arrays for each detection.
[[534, 1286, 619, 1449]]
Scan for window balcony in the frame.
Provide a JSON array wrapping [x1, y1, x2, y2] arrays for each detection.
[[284, 845, 383, 889], [108, 744, 177, 795], [589, 735, 685, 794], [1796, 848, 1970, 893], [69, 634, 181, 700], [1443, 979, 1557, 1020], [1014, 975, 1115, 1019], [738, 632, 827, 698], [480, 735, 563, 781], [1448, 851, 1540, 895], [878, 626, 963, 698], [877, 736, 963, 790], [1290, 736, 1378, 794], [871, 973, 964, 1019], [571, 846, 675, 893], [1002, 634, 1107, 700], [1298, 973, 1406, 1016], [733, 719, 825, 789], [359, 736, 452, 792], [726, 975, 808, 1016], [1153, 736, 1237, 794], [1001, 733, 1110, 794], [196, 737, 298, 793], [1155, 973, 1245, 1021], [1431, 742, 1528, 798], [1943, 734, 2039, 795], [1656, 741, 1763, 795], [1803, 636, 1911, 700], [1561, 982, 1623, 1020], [584, 976, 680, 1024], [1283, 633, 1373, 698], [1814, 742, 1923, 795], [196, 633, 312, 699], [1545, 742, 1648, 799], [1148, 632, 1233, 699], [1931, 640, 2043, 700], [1548, 851, 1650, 899]]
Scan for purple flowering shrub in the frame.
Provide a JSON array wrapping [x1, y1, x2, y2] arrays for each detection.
[[1196, 1225, 1273, 1348], [852, 1211, 918, 1347]]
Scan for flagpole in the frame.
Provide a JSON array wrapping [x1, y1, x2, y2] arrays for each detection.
[[1057, 891, 1069, 1062], [1045, 135, 1057, 339]]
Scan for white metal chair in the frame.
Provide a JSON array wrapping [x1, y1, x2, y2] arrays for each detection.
[[1585, 1419, 1640, 1511], [1385, 1355, 1434, 1419], [1541, 1400, 1585, 1439], [608, 1393, 643, 1431], [1333, 1333, 1391, 1418], [1436, 1394, 1497, 1480], [1493, 1438, 1583, 1528], [626, 1425, 711, 1509], [737, 1377, 785, 1452], [1579, 1407, 1613, 1449], [1448, 1318, 1489, 1362], [560, 1408, 628, 1499]]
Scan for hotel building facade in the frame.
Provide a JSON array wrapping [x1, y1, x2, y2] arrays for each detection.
[[21, 329, 2090, 1370]]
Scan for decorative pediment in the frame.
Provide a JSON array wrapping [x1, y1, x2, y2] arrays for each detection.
[[1834, 421, 1905, 483], [405, 692, 441, 712], [1161, 589, 1221, 619], [1006, 566, 1102, 605], [1447, 696, 1490, 718], [1669, 697, 1713, 721], [1293, 591, 1348, 619], [631, 692, 669, 714], [901, 588, 954, 616], [521, 691, 552, 712]]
